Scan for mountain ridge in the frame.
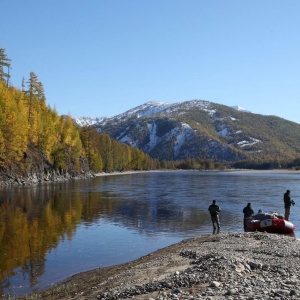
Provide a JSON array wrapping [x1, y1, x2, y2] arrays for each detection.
[[74, 101, 253, 126], [74, 100, 300, 162]]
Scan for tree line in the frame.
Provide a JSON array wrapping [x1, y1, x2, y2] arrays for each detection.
[[0, 48, 159, 176]]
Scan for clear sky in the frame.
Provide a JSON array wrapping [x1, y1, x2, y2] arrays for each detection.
[[1, 1, 300, 123]]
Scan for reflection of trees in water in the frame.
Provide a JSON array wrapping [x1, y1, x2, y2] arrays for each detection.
[[0, 182, 209, 295], [22, 256, 46, 288], [0, 188, 83, 294]]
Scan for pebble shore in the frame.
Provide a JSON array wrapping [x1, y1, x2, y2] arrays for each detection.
[[96, 232, 300, 300]]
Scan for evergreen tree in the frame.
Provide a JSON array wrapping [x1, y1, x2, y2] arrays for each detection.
[[0, 48, 11, 87], [25, 72, 46, 122], [23, 72, 47, 144]]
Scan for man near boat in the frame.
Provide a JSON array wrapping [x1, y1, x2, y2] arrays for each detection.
[[208, 200, 220, 233], [243, 203, 254, 231], [283, 190, 295, 221]]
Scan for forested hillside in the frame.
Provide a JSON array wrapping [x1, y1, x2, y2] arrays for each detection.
[[0, 48, 158, 185]]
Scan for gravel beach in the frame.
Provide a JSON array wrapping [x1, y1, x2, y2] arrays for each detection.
[[16, 231, 299, 300]]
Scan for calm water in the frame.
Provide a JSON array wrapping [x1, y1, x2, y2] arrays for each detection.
[[1, 170, 300, 296]]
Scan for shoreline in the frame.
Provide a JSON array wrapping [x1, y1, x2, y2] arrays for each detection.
[[10, 232, 300, 300], [95, 168, 300, 177], [1, 168, 297, 186]]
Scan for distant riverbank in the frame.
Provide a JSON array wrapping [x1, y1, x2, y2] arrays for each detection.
[[95, 168, 300, 177]]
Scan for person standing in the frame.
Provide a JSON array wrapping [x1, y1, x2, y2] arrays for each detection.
[[283, 190, 293, 221], [242, 203, 254, 231], [208, 200, 220, 232]]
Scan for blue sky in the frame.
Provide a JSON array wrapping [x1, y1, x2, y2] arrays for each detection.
[[1, 1, 300, 123]]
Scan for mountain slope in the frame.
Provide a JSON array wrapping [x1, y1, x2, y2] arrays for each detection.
[[75, 100, 300, 162]]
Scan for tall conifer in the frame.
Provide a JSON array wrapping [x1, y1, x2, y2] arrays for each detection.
[[0, 48, 11, 87]]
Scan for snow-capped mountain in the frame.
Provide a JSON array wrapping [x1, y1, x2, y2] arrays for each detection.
[[75, 101, 249, 127], [74, 100, 300, 162]]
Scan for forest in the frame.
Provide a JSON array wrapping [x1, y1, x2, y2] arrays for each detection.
[[0, 48, 159, 183], [1, 47, 299, 184]]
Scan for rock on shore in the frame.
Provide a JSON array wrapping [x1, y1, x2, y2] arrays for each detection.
[[92, 232, 300, 300]]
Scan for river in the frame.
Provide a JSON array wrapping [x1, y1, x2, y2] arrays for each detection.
[[0, 170, 299, 296]]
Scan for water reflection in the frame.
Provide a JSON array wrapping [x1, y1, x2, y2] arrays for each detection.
[[0, 189, 81, 290], [0, 179, 209, 296], [0, 171, 299, 296]]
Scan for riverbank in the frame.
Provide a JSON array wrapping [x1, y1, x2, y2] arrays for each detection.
[[8, 232, 300, 300], [94, 168, 300, 177], [1, 168, 298, 186]]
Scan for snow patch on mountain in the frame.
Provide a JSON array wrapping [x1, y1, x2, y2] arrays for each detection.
[[119, 135, 137, 147], [237, 137, 262, 148], [118, 101, 176, 119], [174, 123, 193, 157], [74, 116, 107, 126], [218, 127, 229, 137], [117, 126, 130, 140], [180, 100, 217, 116], [146, 122, 158, 152]]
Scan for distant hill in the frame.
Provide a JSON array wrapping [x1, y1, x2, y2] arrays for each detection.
[[74, 100, 300, 162]]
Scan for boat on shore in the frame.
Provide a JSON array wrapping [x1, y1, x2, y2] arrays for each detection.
[[246, 211, 295, 234]]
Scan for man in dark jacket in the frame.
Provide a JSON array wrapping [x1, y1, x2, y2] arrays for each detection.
[[284, 190, 294, 221], [243, 203, 254, 231], [208, 200, 220, 232]]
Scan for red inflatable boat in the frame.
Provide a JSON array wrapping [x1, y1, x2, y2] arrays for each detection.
[[246, 211, 295, 234]]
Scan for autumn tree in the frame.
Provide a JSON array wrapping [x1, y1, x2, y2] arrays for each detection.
[[0, 81, 28, 166], [80, 126, 103, 172], [98, 133, 113, 172]]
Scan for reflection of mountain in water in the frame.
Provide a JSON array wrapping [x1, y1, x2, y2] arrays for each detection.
[[91, 173, 214, 234], [114, 198, 209, 234]]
